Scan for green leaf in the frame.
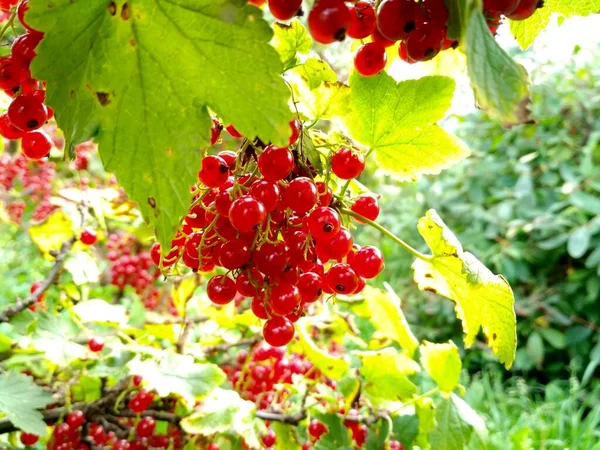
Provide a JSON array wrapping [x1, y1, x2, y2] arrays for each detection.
[[297, 324, 350, 380], [296, 81, 351, 123], [450, 394, 487, 440], [548, 0, 600, 16], [74, 299, 128, 326], [272, 422, 302, 450], [33, 311, 87, 365], [337, 374, 361, 411], [0, 372, 54, 436], [271, 20, 311, 70], [129, 353, 226, 407], [428, 397, 473, 450], [365, 419, 390, 450], [538, 328, 566, 349], [293, 57, 337, 90], [567, 226, 591, 258], [412, 210, 517, 368], [464, 10, 532, 126], [569, 191, 600, 215], [420, 341, 462, 393], [313, 413, 353, 450], [346, 73, 469, 181], [509, 6, 551, 50], [71, 375, 103, 403], [29, 0, 293, 249], [365, 285, 419, 357], [526, 332, 544, 367], [415, 397, 436, 448], [353, 348, 419, 403], [181, 388, 264, 448], [29, 210, 74, 257], [391, 414, 419, 448]]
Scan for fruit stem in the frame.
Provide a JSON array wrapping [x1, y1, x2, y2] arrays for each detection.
[[340, 208, 432, 262], [0, 11, 16, 42]]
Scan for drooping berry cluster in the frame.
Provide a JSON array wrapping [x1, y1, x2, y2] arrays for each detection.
[[151, 118, 384, 348], [107, 233, 157, 295], [250, 0, 543, 77], [0, 152, 56, 223], [0, 0, 55, 159]]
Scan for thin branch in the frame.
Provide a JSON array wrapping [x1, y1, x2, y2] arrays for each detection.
[[144, 315, 208, 325], [255, 410, 388, 426], [0, 237, 77, 323], [114, 410, 181, 424], [203, 336, 261, 354], [339, 208, 431, 261], [176, 320, 193, 354]]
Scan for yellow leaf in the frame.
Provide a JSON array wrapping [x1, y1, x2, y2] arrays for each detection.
[[364, 285, 419, 357], [297, 323, 350, 380], [420, 341, 462, 393], [412, 210, 517, 368], [29, 210, 74, 257], [353, 348, 419, 403], [172, 275, 200, 317]]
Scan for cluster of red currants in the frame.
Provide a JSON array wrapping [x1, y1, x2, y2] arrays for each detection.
[[0, 152, 56, 223], [0, 0, 55, 159], [248, 0, 543, 77], [152, 118, 384, 348], [107, 233, 158, 296]]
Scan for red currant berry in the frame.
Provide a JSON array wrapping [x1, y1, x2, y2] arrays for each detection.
[[268, 0, 302, 20], [198, 155, 229, 188], [283, 177, 318, 213], [30, 280, 45, 302], [262, 430, 276, 447], [113, 439, 131, 450], [263, 316, 295, 347], [316, 181, 333, 206], [354, 42, 387, 77], [331, 147, 365, 179], [269, 282, 301, 316], [389, 440, 405, 450], [210, 117, 222, 145], [88, 336, 105, 352], [486, 14, 502, 34], [219, 239, 251, 269], [308, 419, 327, 439], [66, 410, 86, 429], [404, 22, 444, 62], [21, 130, 52, 159], [254, 241, 290, 276], [250, 180, 281, 212], [229, 194, 267, 233], [308, 207, 341, 241], [11, 32, 43, 69], [217, 150, 236, 168], [0, 0, 17, 11], [347, 1, 376, 39], [80, 228, 97, 245], [325, 263, 359, 294], [371, 28, 396, 47], [327, 227, 353, 259], [0, 57, 25, 91], [8, 94, 47, 131], [350, 193, 380, 222], [289, 119, 301, 145], [90, 425, 106, 445], [302, 443, 312, 450], [251, 295, 270, 319], [237, 268, 262, 297], [308, 0, 351, 44], [20, 432, 39, 446], [132, 375, 143, 387], [258, 145, 294, 181], [350, 245, 384, 279], [298, 272, 323, 303], [376, 0, 425, 41], [150, 242, 179, 268], [225, 124, 243, 138], [423, 0, 450, 25], [398, 40, 415, 63], [207, 275, 237, 305], [506, 0, 543, 20], [53, 423, 72, 443], [136, 417, 156, 438], [0, 112, 24, 139]]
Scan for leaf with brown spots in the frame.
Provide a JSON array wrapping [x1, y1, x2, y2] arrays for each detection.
[[28, 0, 292, 249], [412, 210, 517, 369]]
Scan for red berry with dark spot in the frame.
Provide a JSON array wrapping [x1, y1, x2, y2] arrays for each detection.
[[198, 155, 229, 188], [506, 0, 544, 20], [66, 410, 85, 429], [298, 272, 323, 303], [377, 0, 425, 41], [308, 207, 341, 241], [136, 417, 156, 438], [423, 0, 450, 25], [0, 57, 25, 91], [21, 130, 52, 159], [269, 282, 301, 316], [262, 429, 276, 447], [258, 145, 294, 181], [210, 117, 222, 145], [325, 263, 359, 294], [404, 22, 444, 62], [8, 94, 47, 131], [20, 432, 39, 446], [308, 0, 351, 44], [354, 42, 387, 77], [268, 0, 302, 21], [229, 195, 267, 233], [347, 1, 376, 39]]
